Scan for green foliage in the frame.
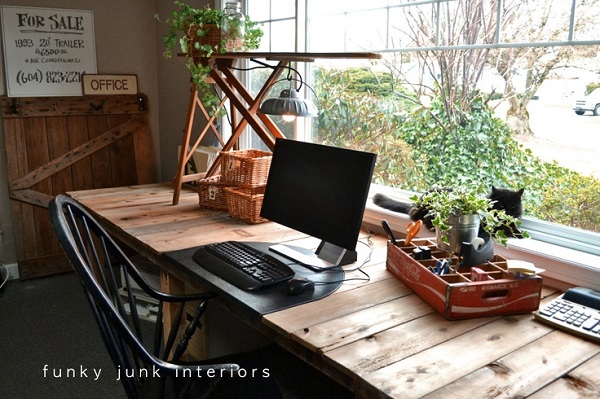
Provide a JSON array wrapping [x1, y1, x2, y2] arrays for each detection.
[[312, 67, 600, 233], [396, 95, 600, 233], [414, 188, 491, 222], [312, 67, 421, 188], [156, 1, 263, 113], [488, 92, 504, 101], [413, 188, 525, 246], [536, 163, 600, 230], [399, 96, 546, 191], [336, 67, 397, 98], [585, 82, 600, 94]]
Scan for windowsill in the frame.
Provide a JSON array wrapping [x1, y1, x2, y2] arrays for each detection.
[[364, 188, 600, 292]]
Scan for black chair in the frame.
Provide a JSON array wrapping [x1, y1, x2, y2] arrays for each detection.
[[49, 194, 282, 399]]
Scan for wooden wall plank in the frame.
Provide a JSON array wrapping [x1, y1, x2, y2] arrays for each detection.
[[9, 189, 53, 207], [4, 118, 28, 262], [45, 116, 72, 256], [133, 124, 156, 184], [3, 94, 154, 279], [10, 118, 146, 191], [1, 95, 148, 118], [87, 115, 112, 189], [108, 114, 137, 187], [21, 117, 49, 259], [4, 118, 27, 180], [46, 116, 74, 195], [27, 117, 56, 258], [67, 115, 94, 190], [18, 253, 71, 280]]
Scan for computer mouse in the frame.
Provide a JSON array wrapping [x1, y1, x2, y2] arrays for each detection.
[[286, 278, 315, 296]]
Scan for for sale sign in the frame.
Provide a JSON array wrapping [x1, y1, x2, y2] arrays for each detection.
[[1, 5, 97, 96]]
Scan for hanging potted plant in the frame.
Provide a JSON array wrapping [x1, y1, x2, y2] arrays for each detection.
[[412, 188, 527, 251], [156, 1, 263, 113]]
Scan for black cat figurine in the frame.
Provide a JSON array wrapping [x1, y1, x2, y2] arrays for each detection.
[[373, 186, 525, 238]]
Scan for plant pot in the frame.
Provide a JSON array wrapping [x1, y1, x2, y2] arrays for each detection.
[[436, 213, 480, 253], [185, 23, 221, 54]]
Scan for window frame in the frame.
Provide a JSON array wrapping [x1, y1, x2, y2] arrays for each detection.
[[364, 185, 600, 292], [244, 0, 600, 290]]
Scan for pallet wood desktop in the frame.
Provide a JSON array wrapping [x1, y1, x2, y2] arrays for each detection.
[[68, 183, 600, 398]]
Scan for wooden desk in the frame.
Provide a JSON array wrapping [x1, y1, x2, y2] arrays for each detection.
[[68, 183, 600, 398]]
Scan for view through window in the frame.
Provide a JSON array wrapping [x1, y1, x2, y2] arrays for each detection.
[[243, 0, 600, 254]]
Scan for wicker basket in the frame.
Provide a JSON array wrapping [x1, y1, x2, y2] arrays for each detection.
[[185, 23, 221, 53], [220, 149, 272, 187], [224, 186, 268, 224], [196, 175, 232, 211]]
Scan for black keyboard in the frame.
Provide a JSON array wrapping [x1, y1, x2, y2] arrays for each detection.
[[534, 287, 600, 344], [192, 241, 295, 291]]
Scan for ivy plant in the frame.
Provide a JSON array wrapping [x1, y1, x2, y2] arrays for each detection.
[[412, 188, 526, 247], [310, 67, 600, 234], [156, 1, 263, 113]]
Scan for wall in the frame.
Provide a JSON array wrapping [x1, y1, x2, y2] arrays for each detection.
[[154, 0, 213, 183], [0, 0, 209, 269]]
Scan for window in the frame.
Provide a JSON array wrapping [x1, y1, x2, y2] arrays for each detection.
[[243, 0, 600, 289], [247, 0, 296, 52]]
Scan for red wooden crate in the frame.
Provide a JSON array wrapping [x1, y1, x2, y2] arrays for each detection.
[[386, 239, 542, 320]]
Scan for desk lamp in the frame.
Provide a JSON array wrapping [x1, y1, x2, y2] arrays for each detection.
[[260, 87, 317, 121], [258, 61, 318, 122]]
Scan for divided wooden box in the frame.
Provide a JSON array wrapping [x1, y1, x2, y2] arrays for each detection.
[[386, 239, 542, 320]]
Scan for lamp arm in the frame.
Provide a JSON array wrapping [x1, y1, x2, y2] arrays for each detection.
[[262, 76, 318, 100], [249, 58, 317, 94], [249, 58, 302, 80]]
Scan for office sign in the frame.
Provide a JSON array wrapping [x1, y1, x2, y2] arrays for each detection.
[[1, 6, 97, 96], [83, 74, 138, 95]]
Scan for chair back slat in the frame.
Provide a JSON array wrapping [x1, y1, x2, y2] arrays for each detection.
[[49, 194, 240, 399]]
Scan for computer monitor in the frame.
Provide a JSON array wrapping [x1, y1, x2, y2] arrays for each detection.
[[260, 138, 377, 269]]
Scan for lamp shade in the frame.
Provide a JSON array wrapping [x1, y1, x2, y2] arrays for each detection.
[[260, 89, 318, 118]]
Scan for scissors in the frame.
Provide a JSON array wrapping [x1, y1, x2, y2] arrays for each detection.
[[405, 220, 422, 246]]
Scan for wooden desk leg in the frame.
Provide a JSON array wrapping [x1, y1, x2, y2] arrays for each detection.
[[217, 63, 286, 148], [160, 270, 208, 360], [222, 60, 288, 140], [198, 98, 226, 148], [172, 85, 226, 205], [203, 63, 287, 178], [160, 270, 182, 356], [172, 87, 200, 205]]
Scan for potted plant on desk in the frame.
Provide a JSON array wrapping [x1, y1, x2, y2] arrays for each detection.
[[412, 188, 527, 252], [156, 1, 263, 113]]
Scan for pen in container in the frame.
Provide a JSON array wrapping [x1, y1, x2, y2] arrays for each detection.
[[435, 259, 450, 276]]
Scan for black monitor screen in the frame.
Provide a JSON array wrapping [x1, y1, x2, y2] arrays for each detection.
[[260, 139, 376, 252]]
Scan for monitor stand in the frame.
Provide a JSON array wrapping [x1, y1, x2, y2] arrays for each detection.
[[269, 241, 357, 271]]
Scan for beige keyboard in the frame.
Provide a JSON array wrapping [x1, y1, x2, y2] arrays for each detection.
[[534, 287, 600, 344]]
